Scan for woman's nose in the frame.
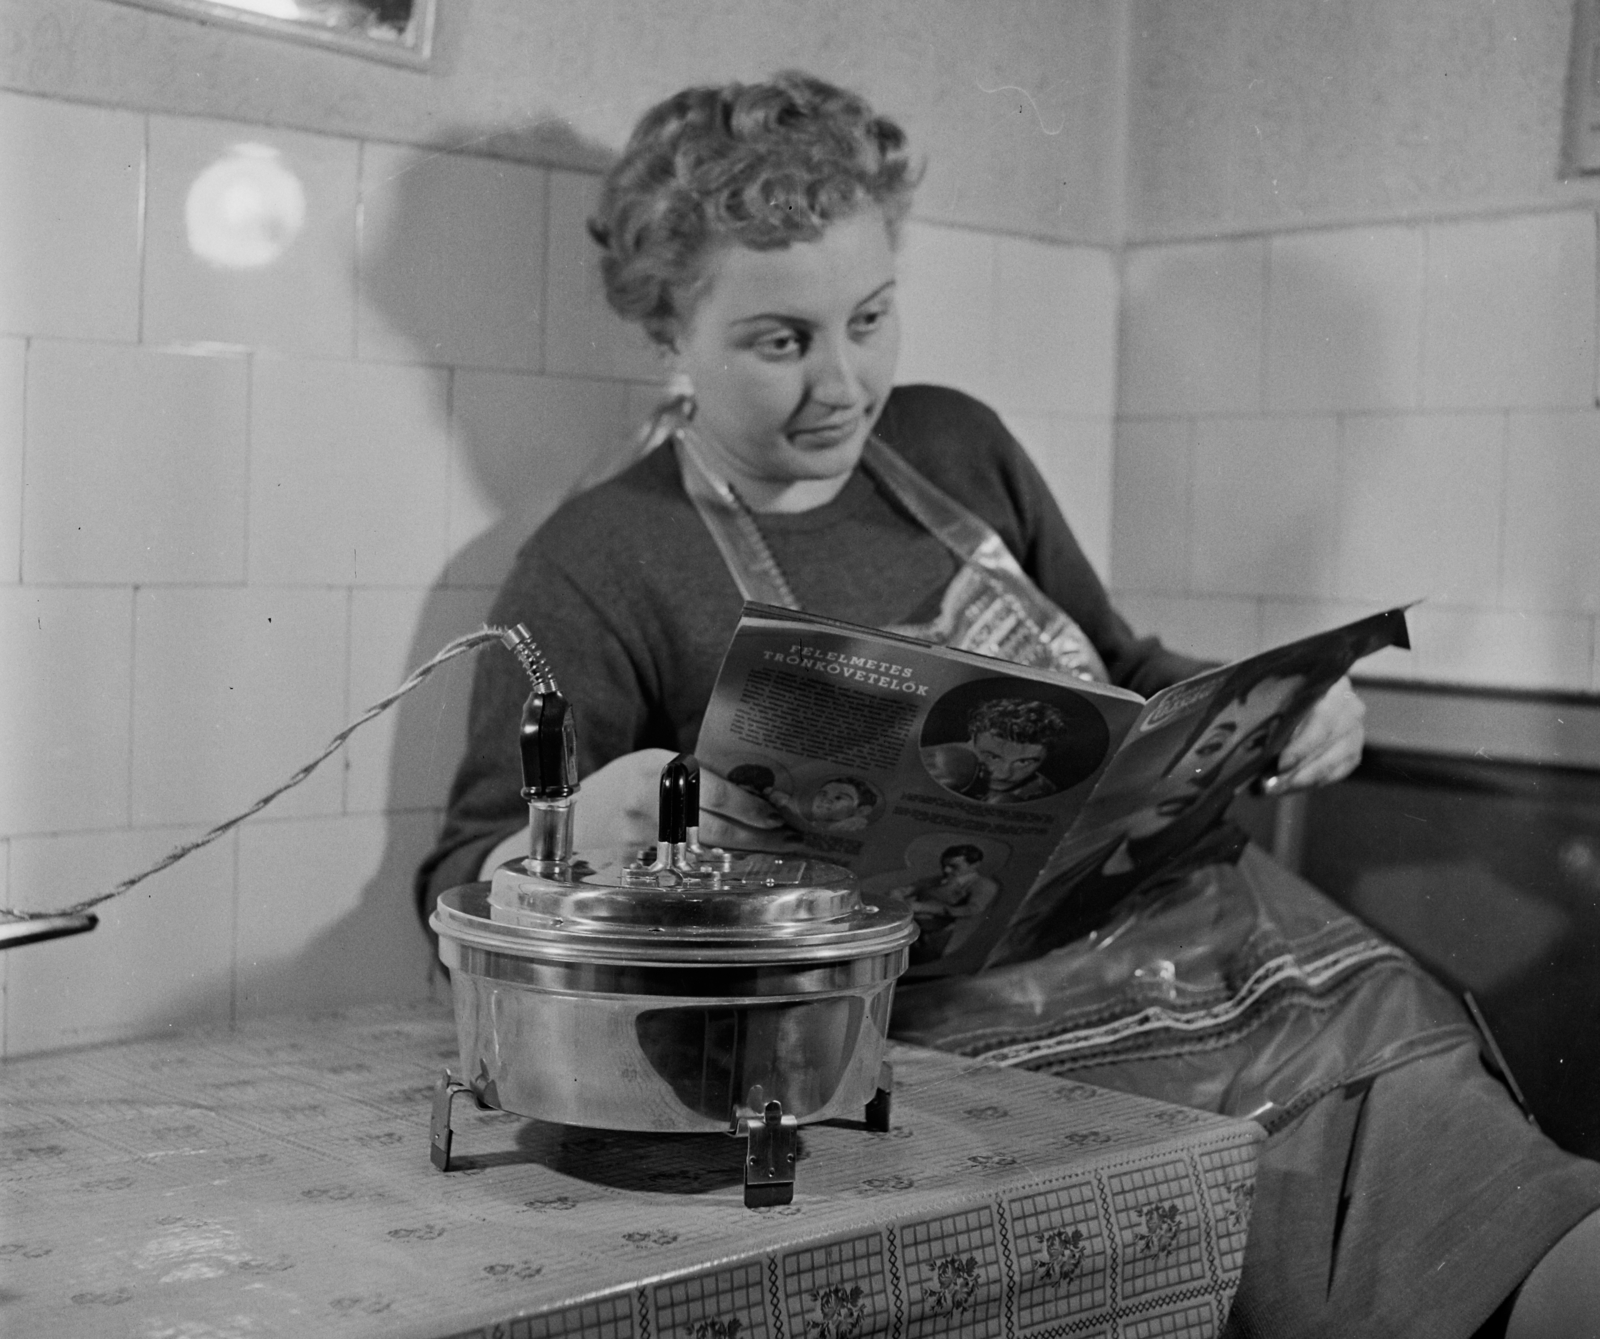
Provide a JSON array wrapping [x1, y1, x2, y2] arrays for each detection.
[[806, 337, 862, 406]]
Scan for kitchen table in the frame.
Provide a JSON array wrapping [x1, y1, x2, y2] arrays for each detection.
[[1, 1001, 1261, 1338]]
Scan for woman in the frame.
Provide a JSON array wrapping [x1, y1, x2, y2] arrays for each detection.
[[418, 72, 1600, 1337]]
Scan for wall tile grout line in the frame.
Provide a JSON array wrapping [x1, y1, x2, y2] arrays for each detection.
[[1493, 412, 1511, 613], [1258, 238, 1271, 416], [538, 166, 554, 377], [242, 351, 254, 588], [125, 585, 140, 834], [229, 826, 240, 1031], [15, 337, 28, 586], [135, 112, 150, 347], [1125, 199, 1600, 250], [340, 586, 356, 815]]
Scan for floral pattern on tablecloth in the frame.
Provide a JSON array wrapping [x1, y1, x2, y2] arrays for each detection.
[[0, 1002, 1260, 1339]]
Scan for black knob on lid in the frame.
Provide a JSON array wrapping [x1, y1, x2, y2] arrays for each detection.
[[657, 754, 696, 844]]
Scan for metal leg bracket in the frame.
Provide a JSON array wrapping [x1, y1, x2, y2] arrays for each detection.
[[430, 1069, 492, 1171], [864, 1061, 894, 1133], [734, 1099, 798, 1208]]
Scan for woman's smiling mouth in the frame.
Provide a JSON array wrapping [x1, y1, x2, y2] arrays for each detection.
[[788, 416, 861, 448]]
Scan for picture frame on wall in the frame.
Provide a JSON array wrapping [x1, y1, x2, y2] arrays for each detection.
[[105, 0, 436, 70], [1566, 0, 1600, 173]]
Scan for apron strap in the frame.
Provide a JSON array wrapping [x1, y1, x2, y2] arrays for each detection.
[[675, 428, 1108, 681], [674, 431, 799, 608]]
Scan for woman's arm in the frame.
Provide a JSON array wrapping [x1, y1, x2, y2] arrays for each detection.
[[418, 462, 786, 909]]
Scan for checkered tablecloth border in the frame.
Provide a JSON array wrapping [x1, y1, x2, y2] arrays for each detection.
[[443, 1125, 1259, 1339]]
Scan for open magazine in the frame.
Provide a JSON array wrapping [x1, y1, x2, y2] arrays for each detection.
[[694, 601, 1410, 979]]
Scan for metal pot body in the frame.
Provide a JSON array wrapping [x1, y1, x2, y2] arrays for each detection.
[[442, 947, 899, 1132], [432, 859, 915, 1133]]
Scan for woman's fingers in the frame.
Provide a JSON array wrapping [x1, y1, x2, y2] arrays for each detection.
[[1261, 677, 1366, 794], [567, 751, 794, 852], [698, 810, 805, 848]]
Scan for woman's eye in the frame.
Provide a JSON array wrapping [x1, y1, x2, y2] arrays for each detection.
[[851, 306, 889, 335], [753, 330, 804, 358]]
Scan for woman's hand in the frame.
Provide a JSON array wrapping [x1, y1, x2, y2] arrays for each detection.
[[1260, 676, 1366, 796], [478, 749, 791, 877]]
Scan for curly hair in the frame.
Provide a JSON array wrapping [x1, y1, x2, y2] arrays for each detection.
[[967, 697, 1071, 747], [588, 71, 920, 346]]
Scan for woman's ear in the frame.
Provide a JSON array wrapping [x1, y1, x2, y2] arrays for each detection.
[[665, 370, 697, 421]]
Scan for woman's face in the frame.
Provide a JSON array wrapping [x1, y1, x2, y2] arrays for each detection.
[[669, 208, 900, 506]]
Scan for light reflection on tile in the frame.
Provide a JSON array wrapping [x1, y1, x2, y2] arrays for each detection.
[[144, 116, 359, 358]]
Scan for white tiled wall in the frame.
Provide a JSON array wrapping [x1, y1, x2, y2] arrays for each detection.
[[895, 221, 1118, 572], [1111, 210, 1600, 692], [0, 91, 1114, 1054]]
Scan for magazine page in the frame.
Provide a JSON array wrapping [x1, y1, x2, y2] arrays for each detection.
[[693, 603, 1146, 979], [983, 604, 1412, 966]]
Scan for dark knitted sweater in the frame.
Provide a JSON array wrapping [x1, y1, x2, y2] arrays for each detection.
[[416, 385, 1205, 916]]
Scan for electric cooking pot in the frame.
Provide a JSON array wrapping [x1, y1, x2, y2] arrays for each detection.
[[427, 627, 917, 1204], [433, 850, 914, 1131]]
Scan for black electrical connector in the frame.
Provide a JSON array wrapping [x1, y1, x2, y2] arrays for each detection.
[[519, 690, 577, 803], [657, 754, 693, 845]]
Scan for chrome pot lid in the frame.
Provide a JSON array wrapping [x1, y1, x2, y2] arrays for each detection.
[[432, 850, 916, 966]]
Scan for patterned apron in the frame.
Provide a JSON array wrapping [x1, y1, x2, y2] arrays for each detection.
[[676, 430, 1109, 682], [677, 432, 1477, 1129]]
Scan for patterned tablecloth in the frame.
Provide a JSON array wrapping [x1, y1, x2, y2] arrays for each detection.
[[1, 1001, 1262, 1339]]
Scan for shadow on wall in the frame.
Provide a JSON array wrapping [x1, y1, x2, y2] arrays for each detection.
[[243, 119, 638, 1014]]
